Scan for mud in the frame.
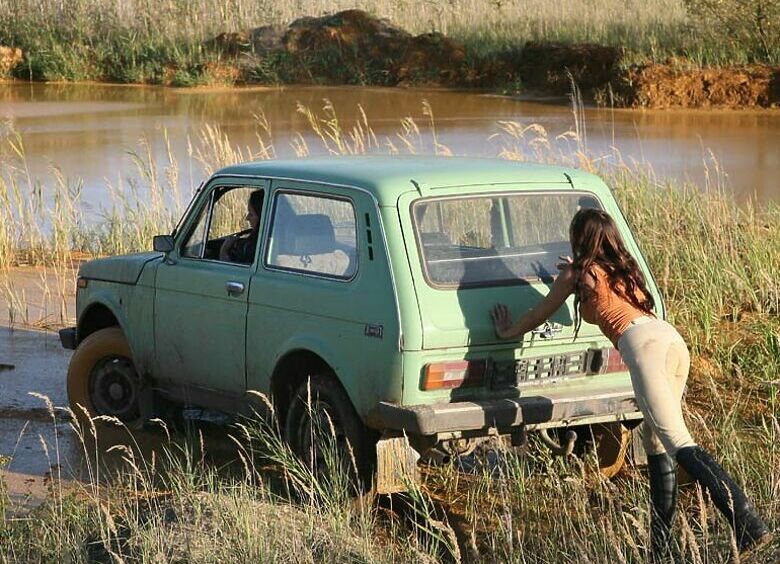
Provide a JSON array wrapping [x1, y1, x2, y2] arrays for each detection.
[[3, 10, 779, 108], [517, 42, 621, 94], [617, 63, 780, 109], [232, 9, 468, 87], [199, 10, 780, 109], [0, 46, 22, 78], [0, 325, 251, 507], [0, 326, 74, 502]]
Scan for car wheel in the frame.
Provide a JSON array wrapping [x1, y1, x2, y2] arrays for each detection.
[[67, 327, 142, 426], [283, 374, 374, 491], [592, 422, 630, 478]]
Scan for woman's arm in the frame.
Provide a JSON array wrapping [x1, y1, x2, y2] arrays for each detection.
[[219, 235, 237, 262], [492, 265, 576, 341]]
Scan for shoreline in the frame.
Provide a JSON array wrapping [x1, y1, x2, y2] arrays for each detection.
[[2, 10, 778, 111], [2, 74, 778, 112]]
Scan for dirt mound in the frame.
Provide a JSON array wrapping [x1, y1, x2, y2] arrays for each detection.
[[396, 32, 466, 86], [207, 9, 467, 86], [207, 25, 287, 56], [282, 9, 411, 55], [619, 63, 779, 109], [280, 10, 466, 86], [519, 42, 620, 94], [0, 46, 22, 77], [202, 12, 780, 108]]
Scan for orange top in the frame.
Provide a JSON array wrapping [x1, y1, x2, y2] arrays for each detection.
[[579, 264, 653, 348]]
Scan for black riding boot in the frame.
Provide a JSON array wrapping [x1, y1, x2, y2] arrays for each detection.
[[676, 445, 772, 552], [648, 452, 678, 560]]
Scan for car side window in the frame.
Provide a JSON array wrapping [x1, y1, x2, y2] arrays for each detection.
[[181, 197, 210, 258], [180, 185, 264, 263], [266, 192, 357, 279], [209, 186, 264, 264], [208, 187, 254, 241]]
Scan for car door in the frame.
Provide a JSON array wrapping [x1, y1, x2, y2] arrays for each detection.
[[245, 182, 388, 407], [154, 178, 268, 394]]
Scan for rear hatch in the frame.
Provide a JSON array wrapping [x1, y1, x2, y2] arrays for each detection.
[[398, 187, 608, 350]]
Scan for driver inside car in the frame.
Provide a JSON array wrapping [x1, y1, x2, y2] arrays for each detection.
[[219, 189, 263, 264]]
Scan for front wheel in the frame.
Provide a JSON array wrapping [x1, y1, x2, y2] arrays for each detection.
[[283, 374, 375, 491], [67, 327, 142, 427]]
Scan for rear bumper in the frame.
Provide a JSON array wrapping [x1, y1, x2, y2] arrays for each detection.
[[376, 384, 641, 435], [59, 327, 77, 350]]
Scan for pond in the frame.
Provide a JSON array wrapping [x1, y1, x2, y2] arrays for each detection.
[[1, 83, 778, 208]]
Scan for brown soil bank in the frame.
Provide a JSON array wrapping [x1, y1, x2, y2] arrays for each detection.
[[209, 10, 466, 87], [0, 45, 22, 77], [616, 63, 779, 109], [5, 10, 779, 109], [207, 10, 778, 109]]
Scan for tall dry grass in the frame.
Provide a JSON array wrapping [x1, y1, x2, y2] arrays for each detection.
[[1, 384, 777, 562], [0, 0, 775, 85]]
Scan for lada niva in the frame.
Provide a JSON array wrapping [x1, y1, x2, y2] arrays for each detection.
[[60, 156, 660, 491]]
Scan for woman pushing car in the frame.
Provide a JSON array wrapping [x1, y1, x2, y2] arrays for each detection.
[[491, 208, 772, 558]]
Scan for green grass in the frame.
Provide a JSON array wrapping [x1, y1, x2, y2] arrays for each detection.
[[0, 1, 776, 86], [0, 99, 778, 561]]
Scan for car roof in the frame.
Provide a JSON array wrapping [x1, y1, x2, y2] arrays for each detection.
[[215, 156, 599, 206]]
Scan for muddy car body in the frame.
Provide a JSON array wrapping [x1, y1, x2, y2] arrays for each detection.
[[61, 156, 661, 488]]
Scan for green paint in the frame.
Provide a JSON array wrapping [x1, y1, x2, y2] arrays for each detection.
[[73, 156, 659, 434]]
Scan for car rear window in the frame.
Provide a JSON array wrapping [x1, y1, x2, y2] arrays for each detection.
[[412, 192, 601, 287]]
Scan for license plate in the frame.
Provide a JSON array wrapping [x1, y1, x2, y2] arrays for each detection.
[[491, 350, 590, 388]]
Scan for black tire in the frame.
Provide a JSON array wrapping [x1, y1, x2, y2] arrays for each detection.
[[283, 374, 375, 491], [67, 327, 142, 427]]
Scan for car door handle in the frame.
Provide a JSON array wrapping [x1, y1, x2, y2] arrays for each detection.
[[225, 281, 245, 296]]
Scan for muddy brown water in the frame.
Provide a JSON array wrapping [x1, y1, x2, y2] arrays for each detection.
[[1, 83, 778, 206]]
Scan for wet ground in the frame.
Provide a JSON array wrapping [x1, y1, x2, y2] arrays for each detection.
[[0, 325, 253, 507], [0, 326, 73, 502]]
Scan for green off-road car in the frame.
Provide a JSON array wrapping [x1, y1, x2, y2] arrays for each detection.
[[60, 157, 660, 491]]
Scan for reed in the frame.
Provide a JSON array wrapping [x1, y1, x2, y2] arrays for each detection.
[[1, 387, 776, 562]]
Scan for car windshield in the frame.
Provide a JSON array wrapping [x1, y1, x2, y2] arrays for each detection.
[[412, 192, 602, 287]]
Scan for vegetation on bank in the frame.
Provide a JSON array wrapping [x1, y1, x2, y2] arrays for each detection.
[[0, 0, 777, 91], [1, 101, 778, 560]]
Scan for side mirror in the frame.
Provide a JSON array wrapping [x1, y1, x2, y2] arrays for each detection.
[[153, 235, 175, 253]]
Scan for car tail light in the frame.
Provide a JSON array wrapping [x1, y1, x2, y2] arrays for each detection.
[[588, 347, 628, 374], [604, 348, 628, 373], [422, 360, 487, 390]]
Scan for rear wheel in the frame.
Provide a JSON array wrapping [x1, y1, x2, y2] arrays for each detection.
[[592, 422, 631, 478], [67, 327, 142, 427], [283, 374, 375, 491]]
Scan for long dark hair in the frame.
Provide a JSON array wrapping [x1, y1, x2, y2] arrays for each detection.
[[248, 189, 264, 238], [570, 209, 655, 334]]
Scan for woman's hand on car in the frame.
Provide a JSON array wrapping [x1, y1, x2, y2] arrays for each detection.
[[557, 255, 573, 271], [491, 304, 518, 340]]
